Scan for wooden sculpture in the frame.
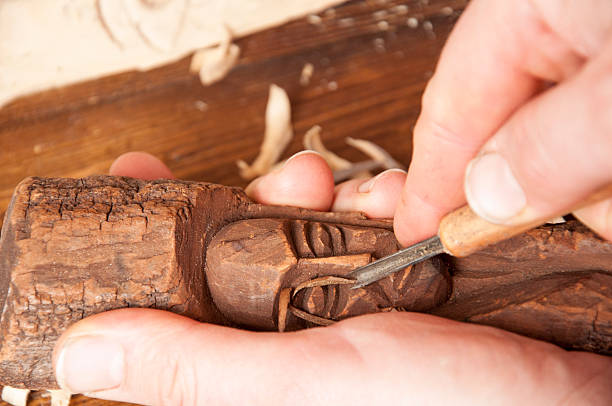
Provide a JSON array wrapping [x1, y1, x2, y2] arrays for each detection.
[[0, 176, 611, 391]]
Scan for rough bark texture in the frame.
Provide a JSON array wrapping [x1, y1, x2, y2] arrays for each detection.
[[434, 221, 612, 354], [0, 176, 611, 390]]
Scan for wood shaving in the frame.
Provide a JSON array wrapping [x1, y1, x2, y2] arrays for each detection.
[[307, 14, 323, 25], [291, 275, 355, 298], [332, 160, 381, 183], [289, 305, 336, 326], [303, 126, 384, 181], [189, 26, 240, 86], [377, 20, 390, 31], [299, 63, 314, 86], [546, 216, 567, 224], [49, 389, 72, 406], [194, 100, 208, 111], [278, 274, 357, 330], [372, 10, 388, 20], [237, 84, 293, 180], [440, 6, 454, 16], [338, 17, 354, 27], [392, 5, 409, 15], [303, 125, 352, 171], [345, 137, 405, 170], [1, 387, 30, 406], [237, 103, 402, 184]]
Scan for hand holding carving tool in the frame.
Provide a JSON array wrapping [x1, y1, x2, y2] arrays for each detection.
[[349, 184, 612, 289]]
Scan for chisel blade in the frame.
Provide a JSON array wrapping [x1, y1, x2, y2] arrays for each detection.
[[348, 235, 445, 289]]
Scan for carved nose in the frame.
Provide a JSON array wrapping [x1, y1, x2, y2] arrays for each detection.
[[206, 218, 297, 330]]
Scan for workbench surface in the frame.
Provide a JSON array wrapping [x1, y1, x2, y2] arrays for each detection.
[[0, 0, 465, 404]]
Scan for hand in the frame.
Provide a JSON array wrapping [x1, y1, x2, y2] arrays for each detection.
[[52, 152, 612, 405], [393, 0, 612, 246]]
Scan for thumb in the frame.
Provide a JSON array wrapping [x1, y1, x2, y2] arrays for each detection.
[[463, 40, 612, 239], [51, 309, 612, 405], [52, 309, 308, 405]]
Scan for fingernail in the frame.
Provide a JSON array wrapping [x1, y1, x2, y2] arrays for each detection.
[[55, 335, 124, 394], [282, 150, 323, 168], [465, 153, 526, 223], [358, 169, 407, 193]]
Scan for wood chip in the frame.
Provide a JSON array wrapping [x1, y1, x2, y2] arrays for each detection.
[[190, 26, 240, 86], [299, 63, 314, 86], [1, 387, 30, 406], [546, 216, 567, 224], [50, 389, 72, 406], [238, 84, 293, 180]]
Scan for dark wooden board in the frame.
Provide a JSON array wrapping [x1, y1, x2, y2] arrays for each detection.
[[0, 0, 466, 404]]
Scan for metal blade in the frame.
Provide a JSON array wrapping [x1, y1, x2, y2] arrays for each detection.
[[348, 236, 445, 289]]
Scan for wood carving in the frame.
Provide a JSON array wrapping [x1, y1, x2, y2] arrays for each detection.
[[0, 176, 611, 391]]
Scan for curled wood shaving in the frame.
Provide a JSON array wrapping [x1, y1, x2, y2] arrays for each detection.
[[1, 387, 30, 406], [278, 275, 356, 331], [332, 160, 381, 183], [237, 105, 403, 183], [190, 26, 240, 86], [345, 137, 406, 170], [303, 125, 352, 171], [289, 305, 336, 326], [292, 275, 355, 298], [49, 389, 72, 406], [237, 84, 294, 180]]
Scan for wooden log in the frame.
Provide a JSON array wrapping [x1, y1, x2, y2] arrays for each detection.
[[0, 175, 611, 391]]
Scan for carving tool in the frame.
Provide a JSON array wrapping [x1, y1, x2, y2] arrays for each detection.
[[349, 184, 612, 289]]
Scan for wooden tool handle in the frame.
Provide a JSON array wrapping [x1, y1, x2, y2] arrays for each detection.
[[439, 183, 612, 257]]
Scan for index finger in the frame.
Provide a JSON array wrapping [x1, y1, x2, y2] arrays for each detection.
[[393, 0, 587, 245]]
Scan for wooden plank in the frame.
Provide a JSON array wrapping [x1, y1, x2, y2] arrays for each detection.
[[0, 0, 466, 404]]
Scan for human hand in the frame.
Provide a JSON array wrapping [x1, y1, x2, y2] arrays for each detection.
[[52, 152, 612, 405], [394, 0, 612, 246]]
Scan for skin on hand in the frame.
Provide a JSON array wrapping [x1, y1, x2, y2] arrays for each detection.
[[53, 151, 612, 405], [56, 1, 612, 402], [394, 0, 612, 245]]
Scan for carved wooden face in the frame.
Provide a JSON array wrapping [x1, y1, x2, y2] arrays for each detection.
[[206, 218, 450, 330]]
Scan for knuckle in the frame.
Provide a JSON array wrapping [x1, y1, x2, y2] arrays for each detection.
[[583, 65, 612, 172], [155, 354, 198, 406], [507, 111, 562, 198]]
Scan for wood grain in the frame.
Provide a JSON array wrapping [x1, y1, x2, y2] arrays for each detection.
[[0, 0, 466, 404]]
